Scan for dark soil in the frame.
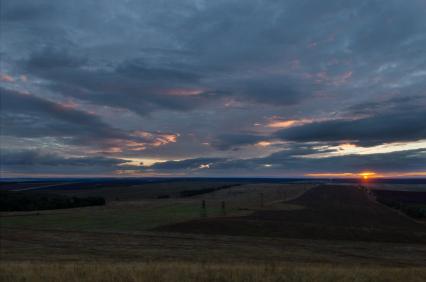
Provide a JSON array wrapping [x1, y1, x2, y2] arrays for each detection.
[[157, 185, 426, 243]]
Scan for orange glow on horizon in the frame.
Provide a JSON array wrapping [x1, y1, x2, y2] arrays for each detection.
[[305, 171, 379, 179], [304, 173, 355, 177], [359, 171, 377, 180], [305, 171, 426, 178], [397, 172, 426, 177]]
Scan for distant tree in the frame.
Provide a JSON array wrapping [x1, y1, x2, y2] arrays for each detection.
[[0, 191, 106, 211]]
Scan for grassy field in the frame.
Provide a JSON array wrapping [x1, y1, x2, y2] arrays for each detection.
[[0, 183, 310, 232], [1, 261, 426, 282], [1, 181, 426, 281]]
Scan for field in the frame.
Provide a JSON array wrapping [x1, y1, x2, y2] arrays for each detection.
[[1, 179, 426, 281], [2, 262, 426, 282], [161, 185, 426, 242]]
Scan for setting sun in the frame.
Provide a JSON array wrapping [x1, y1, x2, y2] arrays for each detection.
[[359, 171, 376, 180]]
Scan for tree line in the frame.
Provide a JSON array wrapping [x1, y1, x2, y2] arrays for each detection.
[[375, 196, 426, 219], [0, 190, 105, 211]]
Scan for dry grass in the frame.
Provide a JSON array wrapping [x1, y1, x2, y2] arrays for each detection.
[[1, 261, 425, 282]]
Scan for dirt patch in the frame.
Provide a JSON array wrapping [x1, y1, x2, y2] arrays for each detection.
[[157, 185, 426, 243]]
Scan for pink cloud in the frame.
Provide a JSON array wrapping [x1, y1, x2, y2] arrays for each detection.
[[1, 74, 15, 82], [164, 88, 205, 96]]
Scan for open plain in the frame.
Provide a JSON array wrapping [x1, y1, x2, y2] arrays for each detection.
[[1, 179, 426, 281]]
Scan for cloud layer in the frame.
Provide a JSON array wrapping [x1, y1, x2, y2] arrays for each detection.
[[1, 0, 425, 176]]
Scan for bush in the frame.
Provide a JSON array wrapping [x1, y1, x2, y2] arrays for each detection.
[[0, 191, 106, 211], [375, 195, 426, 219], [179, 184, 241, 198]]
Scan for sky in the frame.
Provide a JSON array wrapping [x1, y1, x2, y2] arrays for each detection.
[[1, 0, 426, 178]]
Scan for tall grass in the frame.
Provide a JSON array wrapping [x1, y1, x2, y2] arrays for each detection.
[[1, 261, 425, 282]]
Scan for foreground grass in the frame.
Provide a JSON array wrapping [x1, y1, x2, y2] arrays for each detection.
[[1, 262, 425, 282]]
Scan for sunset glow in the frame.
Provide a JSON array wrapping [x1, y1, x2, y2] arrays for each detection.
[[255, 141, 272, 147], [266, 119, 313, 128], [359, 172, 376, 181], [305, 171, 426, 178], [305, 172, 378, 179], [306, 140, 426, 158], [305, 172, 380, 178]]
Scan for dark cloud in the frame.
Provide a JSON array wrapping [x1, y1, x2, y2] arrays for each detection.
[[19, 47, 215, 115], [1, 0, 425, 176], [149, 158, 225, 170], [0, 149, 132, 175], [275, 109, 426, 144], [229, 76, 317, 105], [1, 87, 128, 141], [0, 88, 178, 152], [0, 2, 54, 22], [256, 148, 426, 174], [116, 59, 201, 83], [1, 150, 128, 167], [211, 133, 266, 150], [147, 149, 426, 175], [345, 95, 425, 116], [26, 47, 87, 70]]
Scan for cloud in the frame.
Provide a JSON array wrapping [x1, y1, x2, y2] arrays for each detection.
[[1, 87, 129, 142], [1, 1, 56, 23], [0, 149, 133, 175], [275, 110, 426, 145], [1, 74, 15, 82], [19, 47, 216, 115], [211, 133, 266, 150], [229, 75, 318, 106], [26, 47, 87, 70], [0, 87, 178, 152], [116, 59, 201, 83], [1, 150, 128, 167], [146, 149, 426, 176], [345, 95, 425, 116], [148, 157, 225, 170], [1, 0, 426, 176]]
